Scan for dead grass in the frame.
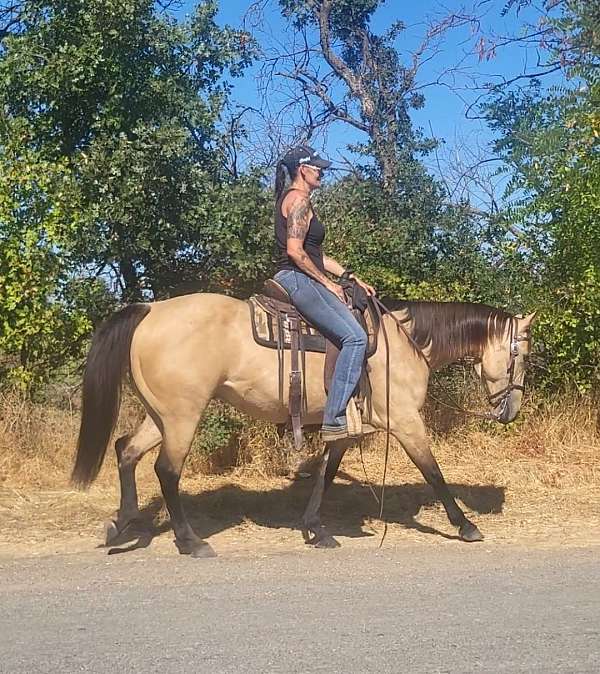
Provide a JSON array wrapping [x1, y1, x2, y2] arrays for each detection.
[[0, 388, 599, 555]]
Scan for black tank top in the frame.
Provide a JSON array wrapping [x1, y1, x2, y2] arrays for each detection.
[[275, 189, 325, 273]]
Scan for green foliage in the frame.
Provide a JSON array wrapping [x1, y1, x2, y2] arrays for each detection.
[[0, 142, 101, 387], [483, 1, 600, 389], [0, 1, 262, 387], [192, 401, 244, 457], [317, 175, 508, 304], [1, 0, 256, 299]]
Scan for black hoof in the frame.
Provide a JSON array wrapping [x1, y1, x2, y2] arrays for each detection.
[[314, 535, 341, 549], [190, 542, 217, 559], [104, 512, 141, 546], [302, 523, 341, 549], [176, 538, 217, 558], [459, 521, 484, 542]]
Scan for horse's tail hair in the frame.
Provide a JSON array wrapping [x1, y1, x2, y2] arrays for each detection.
[[71, 303, 151, 489]]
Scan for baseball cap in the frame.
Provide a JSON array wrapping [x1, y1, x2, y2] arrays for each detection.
[[281, 144, 332, 171]]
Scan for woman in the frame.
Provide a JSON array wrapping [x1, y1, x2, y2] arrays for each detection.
[[273, 144, 376, 441]]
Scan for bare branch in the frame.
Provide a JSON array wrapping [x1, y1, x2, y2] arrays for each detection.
[[276, 70, 369, 132]]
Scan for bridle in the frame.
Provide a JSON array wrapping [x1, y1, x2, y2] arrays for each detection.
[[484, 316, 531, 421]]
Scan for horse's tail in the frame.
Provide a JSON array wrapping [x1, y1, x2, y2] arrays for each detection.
[[71, 304, 151, 489]]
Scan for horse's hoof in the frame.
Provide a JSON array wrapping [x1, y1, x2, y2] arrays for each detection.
[[286, 470, 312, 480], [314, 535, 341, 549], [459, 521, 484, 542], [176, 538, 217, 558], [191, 542, 217, 559]]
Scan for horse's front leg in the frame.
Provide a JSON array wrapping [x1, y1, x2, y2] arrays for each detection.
[[390, 413, 484, 542], [301, 441, 348, 548]]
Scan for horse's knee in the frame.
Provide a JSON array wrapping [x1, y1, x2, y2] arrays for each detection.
[[154, 455, 180, 492]]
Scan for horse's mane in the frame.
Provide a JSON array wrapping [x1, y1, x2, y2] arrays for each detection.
[[382, 299, 513, 367]]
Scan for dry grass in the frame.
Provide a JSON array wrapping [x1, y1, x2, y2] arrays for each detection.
[[1, 387, 599, 555]]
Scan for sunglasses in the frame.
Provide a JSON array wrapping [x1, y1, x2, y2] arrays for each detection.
[[305, 164, 325, 177]]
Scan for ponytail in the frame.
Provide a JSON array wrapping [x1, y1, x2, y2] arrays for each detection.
[[274, 161, 288, 203]]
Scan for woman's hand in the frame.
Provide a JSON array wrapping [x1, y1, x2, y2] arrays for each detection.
[[350, 275, 376, 296]]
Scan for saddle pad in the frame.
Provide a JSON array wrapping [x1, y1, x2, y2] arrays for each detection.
[[248, 296, 327, 353]]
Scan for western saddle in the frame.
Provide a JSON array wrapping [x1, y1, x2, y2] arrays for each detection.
[[249, 279, 379, 448]]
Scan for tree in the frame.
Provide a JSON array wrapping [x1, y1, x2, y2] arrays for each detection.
[[0, 1, 270, 386], [0, 140, 110, 387], [483, 1, 600, 388], [0, 0, 256, 301], [260, 0, 479, 190]]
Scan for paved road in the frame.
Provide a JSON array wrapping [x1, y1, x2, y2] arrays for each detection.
[[0, 545, 598, 673]]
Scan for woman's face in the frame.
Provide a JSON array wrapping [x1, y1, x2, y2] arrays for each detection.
[[300, 164, 324, 189]]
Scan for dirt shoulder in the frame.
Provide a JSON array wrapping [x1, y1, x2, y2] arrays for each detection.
[[2, 448, 599, 560]]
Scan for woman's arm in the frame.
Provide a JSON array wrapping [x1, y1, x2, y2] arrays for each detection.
[[286, 195, 345, 301]]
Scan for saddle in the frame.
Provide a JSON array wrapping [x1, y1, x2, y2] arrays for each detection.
[[249, 279, 379, 448]]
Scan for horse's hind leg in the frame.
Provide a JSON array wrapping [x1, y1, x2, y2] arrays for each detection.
[[390, 413, 483, 542], [155, 415, 216, 558], [105, 414, 161, 545], [301, 440, 349, 548]]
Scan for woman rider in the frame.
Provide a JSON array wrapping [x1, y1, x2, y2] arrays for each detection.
[[273, 145, 376, 442]]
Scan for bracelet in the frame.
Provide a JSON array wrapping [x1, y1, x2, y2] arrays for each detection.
[[340, 268, 354, 281]]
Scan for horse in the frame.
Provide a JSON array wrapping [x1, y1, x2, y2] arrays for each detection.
[[71, 293, 535, 556]]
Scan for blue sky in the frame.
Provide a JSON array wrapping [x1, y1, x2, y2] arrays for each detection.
[[172, 1, 561, 206]]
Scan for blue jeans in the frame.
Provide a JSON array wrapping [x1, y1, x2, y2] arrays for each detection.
[[274, 269, 367, 428]]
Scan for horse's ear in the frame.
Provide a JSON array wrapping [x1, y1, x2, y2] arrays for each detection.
[[518, 312, 537, 329]]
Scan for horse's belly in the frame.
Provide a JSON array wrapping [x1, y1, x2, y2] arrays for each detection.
[[216, 347, 327, 424]]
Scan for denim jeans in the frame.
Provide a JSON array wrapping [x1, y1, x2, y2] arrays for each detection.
[[274, 269, 367, 428]]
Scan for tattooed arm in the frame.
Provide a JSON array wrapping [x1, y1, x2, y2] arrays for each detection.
[[285, 194, 345, 301]]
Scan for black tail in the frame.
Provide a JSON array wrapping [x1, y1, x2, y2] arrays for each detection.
[[71, 304, 151, 489]]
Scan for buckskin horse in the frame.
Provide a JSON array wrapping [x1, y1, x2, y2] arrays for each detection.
[[71, 292, 535, 556]]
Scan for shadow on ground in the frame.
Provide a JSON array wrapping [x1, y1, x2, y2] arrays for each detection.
[[106, 474, 505, 554]]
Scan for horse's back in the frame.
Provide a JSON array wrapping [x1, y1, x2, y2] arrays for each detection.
[[149, 292, 246, 320]]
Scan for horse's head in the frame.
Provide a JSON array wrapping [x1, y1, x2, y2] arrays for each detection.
[[475, 312, 536, 424]]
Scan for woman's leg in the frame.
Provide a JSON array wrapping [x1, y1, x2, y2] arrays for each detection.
[[275, 270, 367, 430]]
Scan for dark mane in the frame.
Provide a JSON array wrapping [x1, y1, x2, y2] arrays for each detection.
[[382, 300, 513, 367]]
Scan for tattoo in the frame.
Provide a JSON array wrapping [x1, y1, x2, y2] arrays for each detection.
[[296, 251, 329, 285], [286, 196, 329, 285], [287, 197, 311, 240]]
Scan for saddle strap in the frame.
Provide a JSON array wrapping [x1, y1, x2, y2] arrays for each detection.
[[288, 316, 303, 449], [277, 315, 284, 405]]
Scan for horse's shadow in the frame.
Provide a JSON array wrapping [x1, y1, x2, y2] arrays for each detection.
[[106, 473, 505, 553]]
